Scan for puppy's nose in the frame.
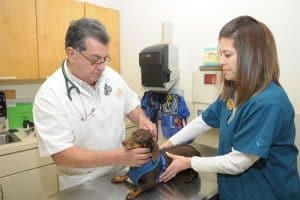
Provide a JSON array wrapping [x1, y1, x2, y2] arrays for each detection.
[[122, 140, 127, 146]]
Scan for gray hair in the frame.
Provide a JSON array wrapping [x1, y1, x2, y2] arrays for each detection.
[[65, 18, 110, 51]]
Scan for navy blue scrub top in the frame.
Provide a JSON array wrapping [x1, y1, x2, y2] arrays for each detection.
[[202, 82, 300, 200]]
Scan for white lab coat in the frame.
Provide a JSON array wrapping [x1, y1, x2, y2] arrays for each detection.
[[33, 61, 140, 190]]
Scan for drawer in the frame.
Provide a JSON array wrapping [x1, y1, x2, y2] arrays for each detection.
[[0, 148, 54, 177], [0, 164, 58, 200]]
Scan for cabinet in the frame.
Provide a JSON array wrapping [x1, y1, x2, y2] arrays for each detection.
[[0, 0, 120, 80], [0, 0, 39, 80], [85, 3, 120, 72], [192, 70, 220, 148], [36, 0, 84, 79], [192, 70, 222, 104], [0, 148, 58, 200]]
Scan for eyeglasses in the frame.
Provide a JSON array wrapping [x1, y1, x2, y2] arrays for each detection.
[[76, 50, 110, 66]]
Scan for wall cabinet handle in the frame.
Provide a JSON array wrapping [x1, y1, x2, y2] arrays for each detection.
[[0, 76, 17, 80]]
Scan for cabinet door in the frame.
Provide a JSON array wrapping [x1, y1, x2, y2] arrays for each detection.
[[0, 148, 54, 177], [36, 0, 84, 79], [0, 0, 39, 80], [0, 164, 58, 200], [85, 3, 120, 73]]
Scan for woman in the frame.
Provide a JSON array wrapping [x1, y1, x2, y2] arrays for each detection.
[[159, 16, 300, 199]]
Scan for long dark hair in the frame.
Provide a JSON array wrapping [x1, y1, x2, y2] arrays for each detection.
[[219, 16, 280, 107]]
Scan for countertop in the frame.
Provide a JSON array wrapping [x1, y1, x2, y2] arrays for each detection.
[[0, 119, 136, 156], [46, 143, 218, 200], [0, 129, 38, 156]]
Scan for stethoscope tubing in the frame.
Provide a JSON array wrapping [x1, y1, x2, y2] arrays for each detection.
[[61, 61, 81, 101]]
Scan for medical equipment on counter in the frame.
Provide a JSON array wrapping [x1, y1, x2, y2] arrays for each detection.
[[61, 63, 95, 121]]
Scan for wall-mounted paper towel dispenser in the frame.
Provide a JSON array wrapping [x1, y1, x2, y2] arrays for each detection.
[[139, 44, 179, 92]]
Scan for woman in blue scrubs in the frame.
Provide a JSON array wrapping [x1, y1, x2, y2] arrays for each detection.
[[159, 16, 300, 199]]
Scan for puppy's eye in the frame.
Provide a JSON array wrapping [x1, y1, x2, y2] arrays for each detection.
[[137, 136, 142, 141]]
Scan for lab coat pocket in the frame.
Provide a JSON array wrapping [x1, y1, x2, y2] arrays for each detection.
[[58, 171, 92, 190], [101, 94, 118, 116]]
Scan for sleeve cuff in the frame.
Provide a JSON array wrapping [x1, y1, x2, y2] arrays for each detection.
[[38, 143, 74, 157], [191, 156, 201, 171], [125, 96, 140, 115]]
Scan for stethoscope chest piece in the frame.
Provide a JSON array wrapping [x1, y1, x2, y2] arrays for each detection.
[[62, 63, 96, 121]]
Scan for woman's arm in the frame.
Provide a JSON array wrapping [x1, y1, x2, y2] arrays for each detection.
[[159, 149, 259, 182], [191, 149, 259, 174]]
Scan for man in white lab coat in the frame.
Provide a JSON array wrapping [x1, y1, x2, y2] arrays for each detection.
[[33, 18, 156, 190]]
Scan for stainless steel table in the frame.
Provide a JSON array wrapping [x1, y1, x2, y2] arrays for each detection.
[[47, 144, 218, 200]]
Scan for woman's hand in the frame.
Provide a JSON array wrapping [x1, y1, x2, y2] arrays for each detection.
[[159, 152, 192, 183], [159, 140, 173, 150]]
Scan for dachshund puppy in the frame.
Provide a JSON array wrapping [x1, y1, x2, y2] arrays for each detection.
[[111, 129, 201, 200]]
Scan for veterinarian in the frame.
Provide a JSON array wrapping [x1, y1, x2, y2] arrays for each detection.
[[160, 16, 300, 199], [33, 18, 156, 190]]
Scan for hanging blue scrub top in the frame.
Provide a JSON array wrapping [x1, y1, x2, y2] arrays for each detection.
[[202, 82, 300, 200]]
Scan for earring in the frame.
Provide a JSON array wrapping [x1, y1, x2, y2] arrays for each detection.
[[226, 98, 235, 110]]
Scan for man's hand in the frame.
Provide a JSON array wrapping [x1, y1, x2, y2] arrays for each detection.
[[127, 107, 157, 140], [159, 152, 192, 182], [118, 147, 152, 167], [138, 114, 157, 140]]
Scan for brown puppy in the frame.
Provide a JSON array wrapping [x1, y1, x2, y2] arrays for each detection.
[[111, 129, 201, 200]]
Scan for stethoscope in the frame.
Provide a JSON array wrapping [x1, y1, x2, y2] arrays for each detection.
[[61, 62, 96, 121]]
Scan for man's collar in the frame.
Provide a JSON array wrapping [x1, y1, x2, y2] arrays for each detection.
[[64, 60, 103, 92]]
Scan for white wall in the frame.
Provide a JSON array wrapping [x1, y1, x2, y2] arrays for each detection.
[[88, 0, 300, 113], [0, 81, 42, 104]]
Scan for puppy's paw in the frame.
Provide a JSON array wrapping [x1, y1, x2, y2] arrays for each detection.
[[111, 175, 128, 183], [126, 188, 140, 200], [183, 174, 195, 183]]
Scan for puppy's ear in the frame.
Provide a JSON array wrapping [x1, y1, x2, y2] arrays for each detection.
[[151, 140, 160, 160]]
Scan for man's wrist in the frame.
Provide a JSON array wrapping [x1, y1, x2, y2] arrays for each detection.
[[138, 113, 146, 125], [112, 148, 126, 166]]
